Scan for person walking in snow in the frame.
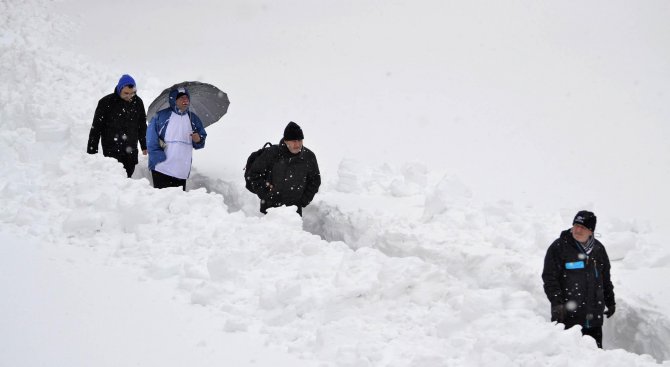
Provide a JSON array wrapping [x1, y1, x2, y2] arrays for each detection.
[[247, 121, 321, 216], [87, 74, 147, 178], [146, 87, 207, 191], [541, 210, 616, 348]]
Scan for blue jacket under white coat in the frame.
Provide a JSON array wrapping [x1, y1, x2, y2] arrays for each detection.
[[146, 88, 207, 173]]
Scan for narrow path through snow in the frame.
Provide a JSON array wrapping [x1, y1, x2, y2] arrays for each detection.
[[180, 171, 670, 362]]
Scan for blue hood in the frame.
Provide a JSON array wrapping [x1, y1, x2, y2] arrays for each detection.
[[168, 87, 190, 115], [116, 74, 136, 95]]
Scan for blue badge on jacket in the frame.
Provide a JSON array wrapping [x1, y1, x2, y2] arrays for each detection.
[[565, 261, 585, 270]]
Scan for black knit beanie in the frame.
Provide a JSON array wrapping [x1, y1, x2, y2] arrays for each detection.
[[573, 210, 597, 232], [283, 121, 304, 140]]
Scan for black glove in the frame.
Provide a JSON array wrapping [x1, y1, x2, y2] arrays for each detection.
[[551, 304, 565, 323], [605, 305, 615, 318]]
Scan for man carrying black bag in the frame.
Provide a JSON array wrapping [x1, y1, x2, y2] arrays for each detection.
[[541, 210, 616, 348], [247, 121, 321, 216]]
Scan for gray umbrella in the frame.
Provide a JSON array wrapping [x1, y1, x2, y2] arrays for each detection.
[[146, 81, 230, 128]]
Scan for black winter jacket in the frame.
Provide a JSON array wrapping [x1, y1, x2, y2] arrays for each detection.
[[87, 90, 147, 165], [542, 229, 615, 328], [248, 142, 321, 212]]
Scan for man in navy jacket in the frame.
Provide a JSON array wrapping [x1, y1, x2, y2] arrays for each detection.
[[542, 210, 616, 348]]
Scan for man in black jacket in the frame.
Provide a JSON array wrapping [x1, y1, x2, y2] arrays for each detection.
[[248, 121, 321, 216], [542, 210, 616, 348], [87, 74, 147, 178]]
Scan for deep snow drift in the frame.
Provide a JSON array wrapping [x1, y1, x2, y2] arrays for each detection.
[[1, 0, 670, 366]]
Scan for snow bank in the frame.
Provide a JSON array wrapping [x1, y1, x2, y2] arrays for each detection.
[[306, 160, 670, 363], [2, 1, 670, 366], [0, 232, 318, 367]]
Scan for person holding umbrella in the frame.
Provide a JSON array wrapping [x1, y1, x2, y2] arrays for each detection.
[[146, 87, 207, 190], [87, 74, 147, 178]]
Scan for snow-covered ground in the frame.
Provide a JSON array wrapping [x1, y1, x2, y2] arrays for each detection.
[[1, 0, 669, 366], [0, 231, 316, 367]]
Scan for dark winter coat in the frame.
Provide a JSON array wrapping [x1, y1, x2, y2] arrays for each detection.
[[542, 229, 615, 328], [247, 141, 321, 212], [87, 90, 147, 165]]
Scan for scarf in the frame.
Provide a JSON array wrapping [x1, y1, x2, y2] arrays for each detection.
[[578, 236, 595, 255]]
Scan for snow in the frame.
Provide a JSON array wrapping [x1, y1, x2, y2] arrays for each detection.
[[1, 0, 670, 366], [0, 232, 316, 367]]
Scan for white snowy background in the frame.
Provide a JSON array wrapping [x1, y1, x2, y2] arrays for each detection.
[[1, 0, 669, 366]]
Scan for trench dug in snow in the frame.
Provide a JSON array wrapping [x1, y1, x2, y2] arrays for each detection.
[[174, 171, 670, 362]]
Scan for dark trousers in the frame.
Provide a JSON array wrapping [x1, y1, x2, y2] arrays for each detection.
[[151, 170, 186, 191], [122, 161, 135, 178], [582, 327, 603, 348], [107, 154, 136, 178]]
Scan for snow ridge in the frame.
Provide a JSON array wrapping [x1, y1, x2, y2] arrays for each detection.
[[1, 1, 670, 366]]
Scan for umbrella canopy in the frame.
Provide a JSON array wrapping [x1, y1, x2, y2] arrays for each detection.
[[146, 81, 230, 128]]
